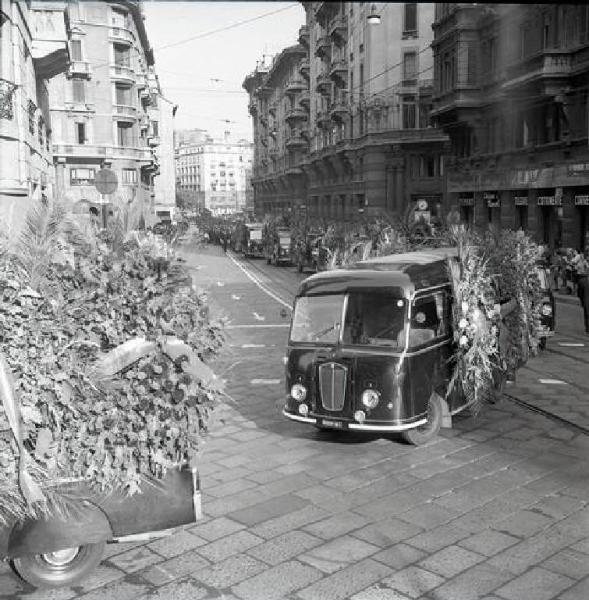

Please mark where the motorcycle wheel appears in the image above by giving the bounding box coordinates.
[402,394,442,446]
[11,542,105,589]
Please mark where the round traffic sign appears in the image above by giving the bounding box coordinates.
[95,168,118,195]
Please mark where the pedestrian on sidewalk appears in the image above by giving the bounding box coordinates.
[576,249,589,334]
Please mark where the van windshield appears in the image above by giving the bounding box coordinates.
[290,293,407,347]
[291,295,344,343]
[250,230,262,240]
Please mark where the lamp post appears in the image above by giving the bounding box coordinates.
[367,4,381,25]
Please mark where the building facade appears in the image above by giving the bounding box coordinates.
[0,0,70,232]
[244,2,448,223]
[153,91,177,222]
[432,3,589,251]
[175,132,253,217]
[48,0,160,227]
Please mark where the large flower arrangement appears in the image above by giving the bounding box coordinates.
[0,208,224,525]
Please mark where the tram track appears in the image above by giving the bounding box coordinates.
[229,248,588,437]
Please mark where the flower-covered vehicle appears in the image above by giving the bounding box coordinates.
[283,248,466,445]
[535,264,555,349]
[244,223,264,258]
[293,232,329,273]
[266,228,292,266]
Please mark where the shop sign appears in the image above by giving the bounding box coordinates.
[567,162,589,176]
[575,195,589,206]
[484,192,500,208]
[537,195,562,206]
[511,169,540,187]
[514,195,529,206]
[458,195,474,206]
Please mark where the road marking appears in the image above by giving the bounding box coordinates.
[231,294,241,300]
[225,324,290,329]
[558,342,585,347]
[241,344,266,348]
[538,378,569,385]
[253,312,266,321]
[226,252,292,310]
[216,281,225,287]
[250,379,281,385]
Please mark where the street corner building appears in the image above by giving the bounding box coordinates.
[0,0,176,233]
[242,2,449,224]
[432,3,589,251]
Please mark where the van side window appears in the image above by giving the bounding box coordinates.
[408,292,449,347]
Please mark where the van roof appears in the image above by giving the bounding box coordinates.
[297,247,457,297]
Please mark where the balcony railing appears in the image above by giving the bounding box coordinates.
[299,89,310,108]
[148,135,160,147]
[299,58,310,80]
[110,64,135,83]
[109,27,134,44]
[316,72,332,96]
[329,59,348,87]
[298,25,309,47]
[286,129,308,150]
[53,143,153,162]
[285,106,307,123]
[68,60,92,76]
[329,15,347,45]
[286,78,306,95]
[113,104,137,118]
[317,110,331,129]
[503,50,572,87]
[329,97,349,122]
[315,35,331,59]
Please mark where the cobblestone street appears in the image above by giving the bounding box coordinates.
[3,243,587,600]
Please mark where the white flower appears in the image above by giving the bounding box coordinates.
[461,301,469,313]
[473,308,481,320]
[458,318,468,329]
[459,335,469,347]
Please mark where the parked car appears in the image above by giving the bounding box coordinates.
[266,228,292,266]
[283,247,473,445]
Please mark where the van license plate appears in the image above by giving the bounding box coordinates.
[321,419,343,429]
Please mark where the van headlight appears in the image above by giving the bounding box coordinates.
[541,304,553,316]
[291,383,307,401]
[361,389,380,409]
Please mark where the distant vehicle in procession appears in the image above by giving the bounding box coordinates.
[283,248,473,445]
[293,232,330,274]
[244,223,264,258]
[266,227,292,266]
[536,263,556,349]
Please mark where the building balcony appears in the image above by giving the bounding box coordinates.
[285,106,307,123]
[329,59,348,87]
[260,114,268,126]
[110,64,135,84]
[502,50,573,92]
[299,89,310,109]
[329,98,349,122]
[286,130,308,151]
[148,135,160,147]
[109,27,135,44]
[269,102,277,116]
[113,104,137,119]
[135,72,147,89]
[63,101,96,113]
[68,60,92,77]
[317,110,331,129]
[248,100,258,116]
[298,25,309,48]
[329,15,347,46]
[299,58,310,80]
[316,72,332,96]
[31,5,69,79]
[269,148,280,160]
[285,78,306,95]
[139,114,149,129]
[315,35,331,59]
[52,143,153,163]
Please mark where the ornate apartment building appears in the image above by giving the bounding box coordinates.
[175,132,253,217]
[0,0,70,232]
[432,3,589,251]
[47,0,162,227]
[243,2,448,222]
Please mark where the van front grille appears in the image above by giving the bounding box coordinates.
[318,362,346,411]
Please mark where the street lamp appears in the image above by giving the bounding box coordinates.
[367,4,381,25]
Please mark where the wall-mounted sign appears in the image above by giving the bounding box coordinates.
[575,195,589,206]
[484,192,500,208]
[458,195,474,206]
[514,196,529,206]
[537,195,562,206]
[567,162,589,176]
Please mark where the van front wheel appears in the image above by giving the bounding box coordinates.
[402,394,442,446]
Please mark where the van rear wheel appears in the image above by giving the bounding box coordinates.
[11,542,105,588]
[402,394,442,446]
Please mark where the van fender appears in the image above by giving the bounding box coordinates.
[7,501,113,559]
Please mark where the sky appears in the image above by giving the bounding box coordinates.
[142,1,306,141]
